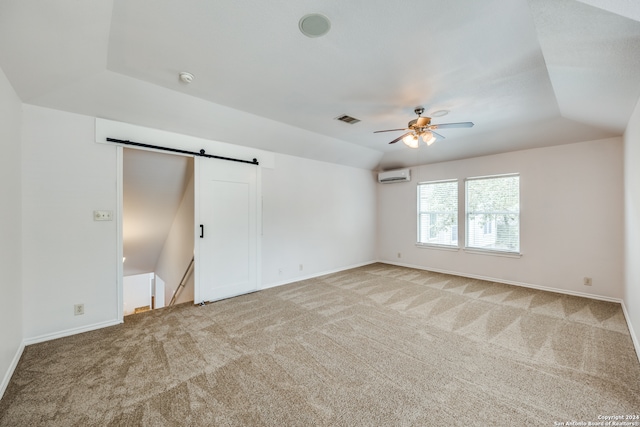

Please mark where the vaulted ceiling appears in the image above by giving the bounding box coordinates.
[1,0,639,170]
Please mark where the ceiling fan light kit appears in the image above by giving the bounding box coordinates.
[402,133,420,148]
[423,131,436,145]
[375,107,474,149]
[402,131,435,148]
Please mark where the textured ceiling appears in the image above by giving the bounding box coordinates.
[1,0,639,170]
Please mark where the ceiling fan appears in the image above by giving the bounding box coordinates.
[374,107,474,148]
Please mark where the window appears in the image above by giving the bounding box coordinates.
[465,174,520,253]
[417,180,458,246]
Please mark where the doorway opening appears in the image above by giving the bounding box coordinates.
[122,148,194,316]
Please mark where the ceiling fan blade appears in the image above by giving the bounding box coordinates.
[431,122,474,129]
[389,132,410,144]
[416,117,429,127]
[431,131,445,140]
[374,128,409,133]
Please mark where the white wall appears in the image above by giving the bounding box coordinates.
[21,105,119,340]
[624,96,640,352]
[155,174,195,306]
[0,81,383,396]
[123,273,153,316]
[261,153,377,287]
[378,138,624,299]
[5,99,634,395]
[155,277,165,309]
[0,67,24,398]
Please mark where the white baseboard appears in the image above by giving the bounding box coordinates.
[20,263,376,350]
[379,260,640,363]
[1,319,124,401]
[260,260,377,291]
[2,262,638,401]
[0,341,25,401]
[379,260,623,303]
[620,301,640,364]
[23,319,123,346]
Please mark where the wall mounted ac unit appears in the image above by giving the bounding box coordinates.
[378,168,411,184]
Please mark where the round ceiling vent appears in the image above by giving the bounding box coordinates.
[431,110,450,118]
[299,13,331,38]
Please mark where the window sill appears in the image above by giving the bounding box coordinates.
[463,247,522,258]
[415,243,460,252]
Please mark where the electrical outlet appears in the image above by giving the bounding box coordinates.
[299,264,303,271]
[397,252,401,258]
[583,277,592,286]
[93,210,113,221]
[74,304,84,315]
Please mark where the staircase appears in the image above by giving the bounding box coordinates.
[169,256,194,306]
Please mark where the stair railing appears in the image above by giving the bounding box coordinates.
[169,256,194,306]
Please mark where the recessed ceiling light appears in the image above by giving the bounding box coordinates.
[179,72,194,84]
[431,109,449,117]
[299,13,331,38]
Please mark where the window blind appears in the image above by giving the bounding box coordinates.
[417,180,458,246]
[465,174,520,253]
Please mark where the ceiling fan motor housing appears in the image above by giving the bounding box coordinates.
[409,117,431,129]
[374,106,473,145]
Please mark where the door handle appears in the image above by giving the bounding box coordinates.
[200,224,204,238]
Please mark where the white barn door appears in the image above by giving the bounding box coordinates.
[195,158,258,303]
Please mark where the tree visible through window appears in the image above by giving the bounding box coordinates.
[417,180,458,246]
[465,174,520,253]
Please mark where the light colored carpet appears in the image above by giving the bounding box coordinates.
[1,263,639,426]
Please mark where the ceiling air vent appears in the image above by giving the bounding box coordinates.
[335,114,361,124]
